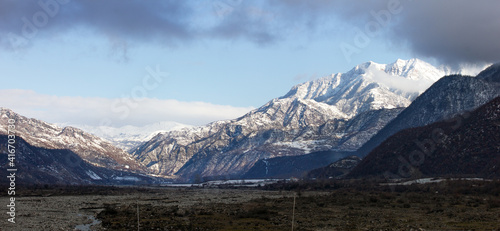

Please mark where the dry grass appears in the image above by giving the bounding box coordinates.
[1,180,499,230]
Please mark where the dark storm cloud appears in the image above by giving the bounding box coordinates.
[267,0,500,65]
[1,0,499,65]
[0,0,193,51]
[73,1,193,41]
[390,0,500,65]
[0,0,291,51]
[206,3,279,45]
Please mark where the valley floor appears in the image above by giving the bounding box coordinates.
[1,180,499,230]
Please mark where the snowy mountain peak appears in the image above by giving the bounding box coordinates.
[383,58,444,81]
[281,59,451,118]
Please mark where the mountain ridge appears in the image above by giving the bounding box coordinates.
[0,135,158,185]
[349,96,500,179]
[357,63,500,157]
[0,108,144,172]
[65,121,193,151]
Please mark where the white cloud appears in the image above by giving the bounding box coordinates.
[365,65,434,94]
[0,89,254,127]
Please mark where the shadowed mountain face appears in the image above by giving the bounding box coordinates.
[307,155,362,179]
[349,97,500,179]
[0,135,158,185]
[241,151,356,179]
[476,63,500,83]
[357,64,500,157]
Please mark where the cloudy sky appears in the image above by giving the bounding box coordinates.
[1,0,499,127]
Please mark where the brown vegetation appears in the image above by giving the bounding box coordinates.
[95,179,500,230]
[2,179,499,230]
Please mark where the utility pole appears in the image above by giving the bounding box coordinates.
[137,201,140,231]
[291,193,296,231]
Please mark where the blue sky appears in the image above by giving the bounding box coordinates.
[1,0,498,126]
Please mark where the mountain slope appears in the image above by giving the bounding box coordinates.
[133,98,360,176]
[357,64,500,157]
[132,59,463,180]
[0,135,157,185]
[242,151,357,179]
[307,155,362,179]
[173,107,403,180]
[349,96,500,179]
[0,108,144,172]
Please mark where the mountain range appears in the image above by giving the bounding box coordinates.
[131,59,475,180]
[0,135,158,185]
[2,58,495,184]
[0,108,143,172]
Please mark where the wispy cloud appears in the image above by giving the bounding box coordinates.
[0,89,254,126]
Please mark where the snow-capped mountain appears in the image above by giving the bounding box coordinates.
[0,108,144,172]
[282,59,453,116]
[357,62,500,157]
[67,122,192,151]
[133,59,465,180]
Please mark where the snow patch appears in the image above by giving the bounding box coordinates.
[382,177,490,186]
[113,176,140,181]
[273,140,327,153]
[86,170,102,180]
